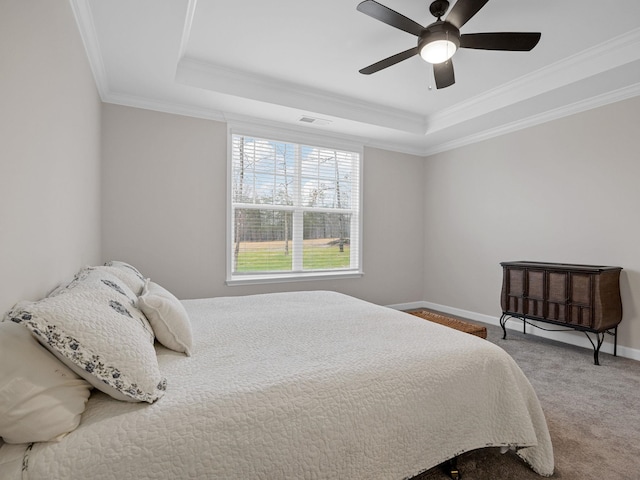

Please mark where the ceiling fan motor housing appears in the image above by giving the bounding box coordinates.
[429,0,450,19]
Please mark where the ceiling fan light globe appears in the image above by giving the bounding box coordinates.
[417,21,460,64]
[420,39,457,64]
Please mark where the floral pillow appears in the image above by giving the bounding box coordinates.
[102,260,146,295]
[7,268,165,403]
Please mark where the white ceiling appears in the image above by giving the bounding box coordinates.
[72,0,640,155]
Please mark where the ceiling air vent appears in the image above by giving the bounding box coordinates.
[298,116,332,126]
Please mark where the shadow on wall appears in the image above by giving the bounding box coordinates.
[620,270,637,321]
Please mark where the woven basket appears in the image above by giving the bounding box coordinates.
[407,310,487,339]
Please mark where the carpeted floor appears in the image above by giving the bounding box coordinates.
[414,320,640,480]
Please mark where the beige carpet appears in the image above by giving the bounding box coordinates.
[413,321,640,480]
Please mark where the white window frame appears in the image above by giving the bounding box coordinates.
[226,124,363,286]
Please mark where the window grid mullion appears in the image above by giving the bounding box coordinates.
[292,144,303,271]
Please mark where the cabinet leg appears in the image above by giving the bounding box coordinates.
[584,332,605,366]
[443,457,460,480]
[499,314,508,340]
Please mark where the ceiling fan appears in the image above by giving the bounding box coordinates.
[357,0,541,89]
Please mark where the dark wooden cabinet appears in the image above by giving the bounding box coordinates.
[500,261,622,365]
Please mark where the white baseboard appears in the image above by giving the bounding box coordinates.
[387,300,640,362]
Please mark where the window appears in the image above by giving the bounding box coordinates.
[227,131,362,285]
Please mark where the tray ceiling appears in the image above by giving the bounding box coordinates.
[72,0,640,155]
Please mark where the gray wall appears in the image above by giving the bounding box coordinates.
[101,104,425,306]
[0,0,102,314]
[4,0,639,356]
[423,96,640,351]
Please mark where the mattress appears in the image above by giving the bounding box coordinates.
[0,291,553,479]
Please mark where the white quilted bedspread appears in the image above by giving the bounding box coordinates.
[0,291,553,479]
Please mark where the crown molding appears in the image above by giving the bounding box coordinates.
[423,81,640,156]
[176,56,428,135]
[103,91,227,123]
[429,27,640,134]
[69,0,109,100]
[176,0,198,63]
[222,112,428,156]
[102,91,428,156]
[101,79,640,160]
[225,114,367,154]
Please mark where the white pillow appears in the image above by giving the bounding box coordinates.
[0,321,92,444]
[7,268,165,403]
[138,279,193,356]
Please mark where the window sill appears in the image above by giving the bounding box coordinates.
[226,270,364,286]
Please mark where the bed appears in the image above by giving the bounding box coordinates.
[0,273,554,479]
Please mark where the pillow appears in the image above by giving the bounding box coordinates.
[102,261,146,295]
[7,268,165,403]
[50,266,138,304]
[138,279,193,356]
[0,321,92,444]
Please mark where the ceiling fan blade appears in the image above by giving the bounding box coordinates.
[433,60,455,89]
[359,47,419,75]
[445,0,490,29]
[460,32,541,51]
[357,0,424,37]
